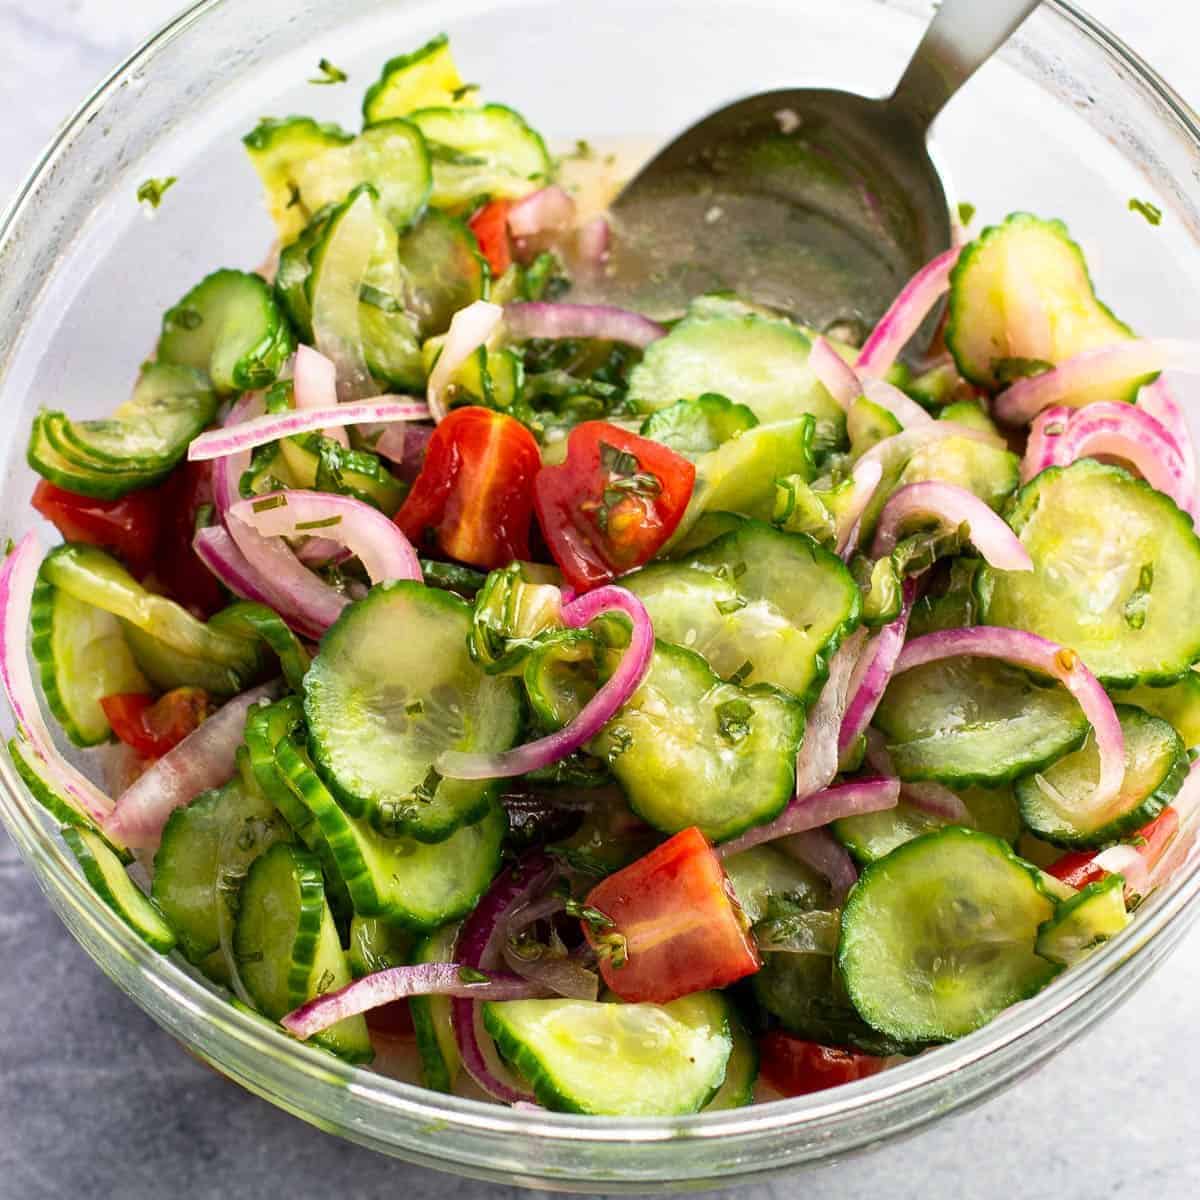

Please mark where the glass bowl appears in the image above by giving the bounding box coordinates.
[2,0,1200,1191]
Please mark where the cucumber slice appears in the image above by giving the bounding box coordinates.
[482,992,733,1116]
[54,363,218,476]
[946,213,1140,392]
[939,401,1000,437]
[667,418,816,546]
[723,844,831,923]
[1035,875,1130,966]
[151,779,293,977]
[30,575,148,746]
[638,393,759,459]
[308,184,424,391]
[469,561,566,677]
[396,209,488,337]
[28,412,164,499]
[41,545,263,685]
[846,397,901,461]
[874,655,1091,786]
[275,733,506,930]
[274,205,333,340]
[363,35,468,124]
[278,433,408,516]
[752,950,910,1056]
[158,269,294,394]
[589,640,804,843]
[834,786,1021,864]
[1119,673,1200,748]
[120,622,249,699]
[522,629,605,730]
[408,105,551,210]
[409,923,462,1093]
[625,520,861,703]
[235,842,373,1063]
[347,916,414,978]
[208,602,311,694]
[662,511,748,559]
[838,828,1059,1042]
[1016,705,1186,847]
[703,1010,758,1110]
[304,581,522,842]
[245,117,431,239]
[978,460,1200,686]
[628,305,846,452]
[62,827,176,953]
[898,435,1019,513]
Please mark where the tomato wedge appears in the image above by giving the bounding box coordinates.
[155,460,226,618]
[32,480,162,579]
[1047,806,1181,890]
[533,421,695,592]
[758,1032,886,1097]
[394,406,541,570]
[582,826,760,1004]
[366,1000,415,1040]
[468,199,514,277]
[100,688,210,758]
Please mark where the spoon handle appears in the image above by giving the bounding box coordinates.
[890,0,1042,132]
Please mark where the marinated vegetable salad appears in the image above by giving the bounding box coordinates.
[6,33,1200,1116]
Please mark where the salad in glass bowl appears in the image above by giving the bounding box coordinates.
[6,31,1200,1116]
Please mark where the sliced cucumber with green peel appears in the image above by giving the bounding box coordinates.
[638,393,758,459]
[703,1010,758,1110]
[28,412,166,499]
[235,842,373,1063]
[723,844,831,924]
[1119,673,1200,748]
[482,992,732,1116]
[847,396,901,461]
[898,435,1019,513]
[121,622,251,699]
[63,827,176,953]
[279,433,408,516]
[589,640,804,843]
[838,828,1060,1043]
[158,269,294,394]
[364,34,469,123]
[629,305,846,452]
[409,105,551,210]
[978,460,1200,687]
[209,602,311,694]
[1016,705,1186,847]
[667,418,816,545]
[304,581,522,842]
[522,629,606,730]
[410,923,462,1093]
[275,733,506,930]
[30,575,147,746]
[874,655,1090,786]
[1035,875,1130,967]
[274,205,333,340]
[469,561,569,677]
[308,184,424,391]
[946,213,1140,393]
[396,207,488,338]
[626,520,861,703]
[54,363,218,476]
[348,915,414,978]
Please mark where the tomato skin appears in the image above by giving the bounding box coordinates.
[366,1000,415,1040]
[583,826,760,1004]
[468,199,514,277]
[533,422,696,592]
[155,460,226,619]
[394,406,541,570]
[1047,807,1181,890]
[32,480,162,578]
[99,688,210,758]
[758,1032,886,1097]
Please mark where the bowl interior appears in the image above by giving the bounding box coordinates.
[2,0,1200,1190]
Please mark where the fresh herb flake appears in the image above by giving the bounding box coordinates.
[309,58,348,85]
[715,698,754,745]
[359,284,403,313]
[563,897,615,931]
[450,82,479,102]
[405,699,425,717]
[166,306,204,332]
[1123,562,1154,630]
[992,356,1055,386]
[1128,197,1163,226]
[251,494,287,513]
[315,968,337,995]
[295,515,342,531]
[729,660,754,685]
[715,596,746,616]
[458,965,490,984]
[595,932,629,969]
[605,725,634,764]
[137,176,177,209]
[956,201,976,225]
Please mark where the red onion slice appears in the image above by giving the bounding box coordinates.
[793,632,867,800]
[212,391,265,520]
[501,944,599,1002]
[856,246,962,376]
[428,301,503,422]
[894,627,1125,817]
[575,215,611,267]
[861,376,935,429]
[1091,843,1150,898]
[871,481,1034,572]
[1138,377,1197,485]
[103,681,283,850]
[0,534,114,824]
[282,963,549,1041]
[503,302,665,349]
[438,586,652,780]
[293,344,348,448]
[994,338,1200,425]
[372,422,433,480]
[1021,405,1072,484]
[863,730,973,824]
[809,336,860,409]
[717,778,900,859]
[231,491,422,586]
[835,459,885,559]
[190,398,430,461]
[507,185,576,239]
[193,526,286,609]
[779,828,861,905]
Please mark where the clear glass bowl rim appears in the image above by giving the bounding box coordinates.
[3,0,1200,1180]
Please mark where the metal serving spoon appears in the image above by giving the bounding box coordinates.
[592,0,1042,336]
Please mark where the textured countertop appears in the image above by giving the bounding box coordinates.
[2,3,1198,1197]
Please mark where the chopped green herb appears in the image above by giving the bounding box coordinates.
[992,356,1054,385]
[405,699,425,717]
[729,660,754,685]
[286,182,302,209]
[137,176,177,209]
[1123,562,1154,630]
[1128,198,1163,226]
[166,306,204,332]
[315,968,337,994]
[599,441,640,477]
[605,725,634,764]
[309,58,348,85]
[295,515,342,531]
[359,283,403,313]
[573,139,594,160]
[563,897,615,931]
[956,201,976,225]
[715,698,754,745]
[715,597,746,616]
[251,494,287,513]
[594,931,629,969]
[235,950,264,966]
[450,82,479,102]
[458,965,490,984]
